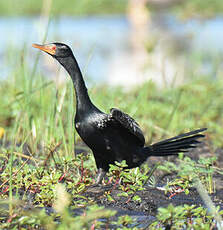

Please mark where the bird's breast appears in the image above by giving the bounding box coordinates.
[75,114,105,141]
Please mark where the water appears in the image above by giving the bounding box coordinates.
[0,16,130,83]
[0,15,223,85]
[155,14,223,54]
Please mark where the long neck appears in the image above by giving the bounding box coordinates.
[57,55,94,112]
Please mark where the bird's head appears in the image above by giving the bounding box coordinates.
[32,42,73,58]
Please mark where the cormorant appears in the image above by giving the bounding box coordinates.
[32,43,206,183]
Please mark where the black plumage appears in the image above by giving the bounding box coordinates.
[33,42,207,183]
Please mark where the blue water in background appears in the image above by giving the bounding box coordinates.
[162,15,223,54]
[0,15,223,82]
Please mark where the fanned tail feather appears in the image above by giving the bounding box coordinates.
[145,128,207,157]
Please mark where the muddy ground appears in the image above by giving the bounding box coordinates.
[80,143,223,227]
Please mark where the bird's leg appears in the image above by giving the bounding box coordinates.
[95,168,106,185]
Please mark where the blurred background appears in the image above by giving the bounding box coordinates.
[1,0,223,88]
[1,0,223,150]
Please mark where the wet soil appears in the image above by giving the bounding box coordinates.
[80,143,223,225]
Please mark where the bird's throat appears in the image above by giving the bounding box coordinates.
[57,55,93,112]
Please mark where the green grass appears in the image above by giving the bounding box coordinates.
[0,0,223,17]
[0,46,223,228]
[0,0,127,16]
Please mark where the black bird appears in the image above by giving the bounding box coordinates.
[32,43,206,183]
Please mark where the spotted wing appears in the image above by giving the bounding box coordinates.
[110,108,145,146]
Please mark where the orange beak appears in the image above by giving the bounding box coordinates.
[32,43,56,55]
